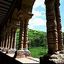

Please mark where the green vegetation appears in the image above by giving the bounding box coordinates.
[29,47,48,58]
[16,29,20,50]
[28,29,48,58]
[28,29,47,47]
[16,29,48,58]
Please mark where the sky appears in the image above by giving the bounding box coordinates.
[28,0,64,32]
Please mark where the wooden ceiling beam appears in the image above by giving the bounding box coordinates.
[0,3,10,9]
[0,8,8,12]
[0,7,8,11]
[0,11,7,14]
[6,0,13,2]
[0,14,6,17]
[0,5,9,9]
[0,0,11,6]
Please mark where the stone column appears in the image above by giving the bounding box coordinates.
[55,0,63,51]
[3,33,7,52]
[0,40,3,51]
[23,17,31,56]
[20,20,24,50]
[5,33,9,53]
[5,33,8,49]
[24,20,28,49]
[2,38,5,50]
[16,18,25,58]
[8,28,15,53]
[10,29,13,50]
[12,28,16,51]
[7,30,12,53]
[8,32,11,49]
[16,10,33,58]
[45,0,58,54]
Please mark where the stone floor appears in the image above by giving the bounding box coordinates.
[6,53,39,64]
[0,52,40,64]
[0,52,23,64]
[1,51,64,64]
[49,51,64,64]
[16,57,39,64]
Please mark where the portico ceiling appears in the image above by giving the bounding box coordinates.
[0,0,35,30]
[0,0,16,29]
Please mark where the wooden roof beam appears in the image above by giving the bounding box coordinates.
[0,7,8,11]
[0,9,8,12]
[0,3,10,9]
[0,11,7,14]
[0,5,9,9]
[0,0,11,6]
[0,14,6,18]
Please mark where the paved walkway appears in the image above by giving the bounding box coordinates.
[6,53,40,64]
[16,57,39,64]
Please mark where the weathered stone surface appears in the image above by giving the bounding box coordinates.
[49,51,64,63]
[8,49,16,54]
[16,50,31,58]
[16,50,26,58]
[45,0,58,54]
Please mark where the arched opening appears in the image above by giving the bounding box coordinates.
[28,0,48,58]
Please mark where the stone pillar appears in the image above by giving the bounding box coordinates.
[5,33,8,49]
[5,32,9,53]
[45,0,58,54]
[10,29,13,50]
[23,20,28,49]
[5,33,9,53]
[23,17,31,56]
[16,10,33,58]
[7,30,12,53]
[3,33,7,52]
[8,28,16,53]
[55,0,63,51]
[8,32,11,49]
[2,40,5,49]
[0,40,3,50]
[12,28,16,51]
[16,18,25,58]
[20,20,24,50]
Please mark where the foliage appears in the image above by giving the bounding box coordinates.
[16,29,48,58]
[16,29,20,50]
[28,29,47,48]
[29,47,48,58]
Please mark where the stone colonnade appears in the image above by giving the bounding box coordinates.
[0,0,63,58]
[0,9,33,58]
[45,0,63,54]
[16,10,33,58]
[0,24,16,53]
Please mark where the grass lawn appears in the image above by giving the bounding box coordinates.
[29,47,48,58]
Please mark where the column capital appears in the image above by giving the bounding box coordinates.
[17,10,33,20]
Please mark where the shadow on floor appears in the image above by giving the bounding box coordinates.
[40,54,56,64]
[0,52,23,64]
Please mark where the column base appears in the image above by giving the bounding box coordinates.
[24,49,31,57]
[0,47,1,50]
[16,49,31,58]
[40,51,64,64]
[0,47,2,51]
[2,48,8,53]
[1,47,4,51]
[8,48,16,54]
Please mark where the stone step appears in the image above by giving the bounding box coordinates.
[16,57,39,64]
